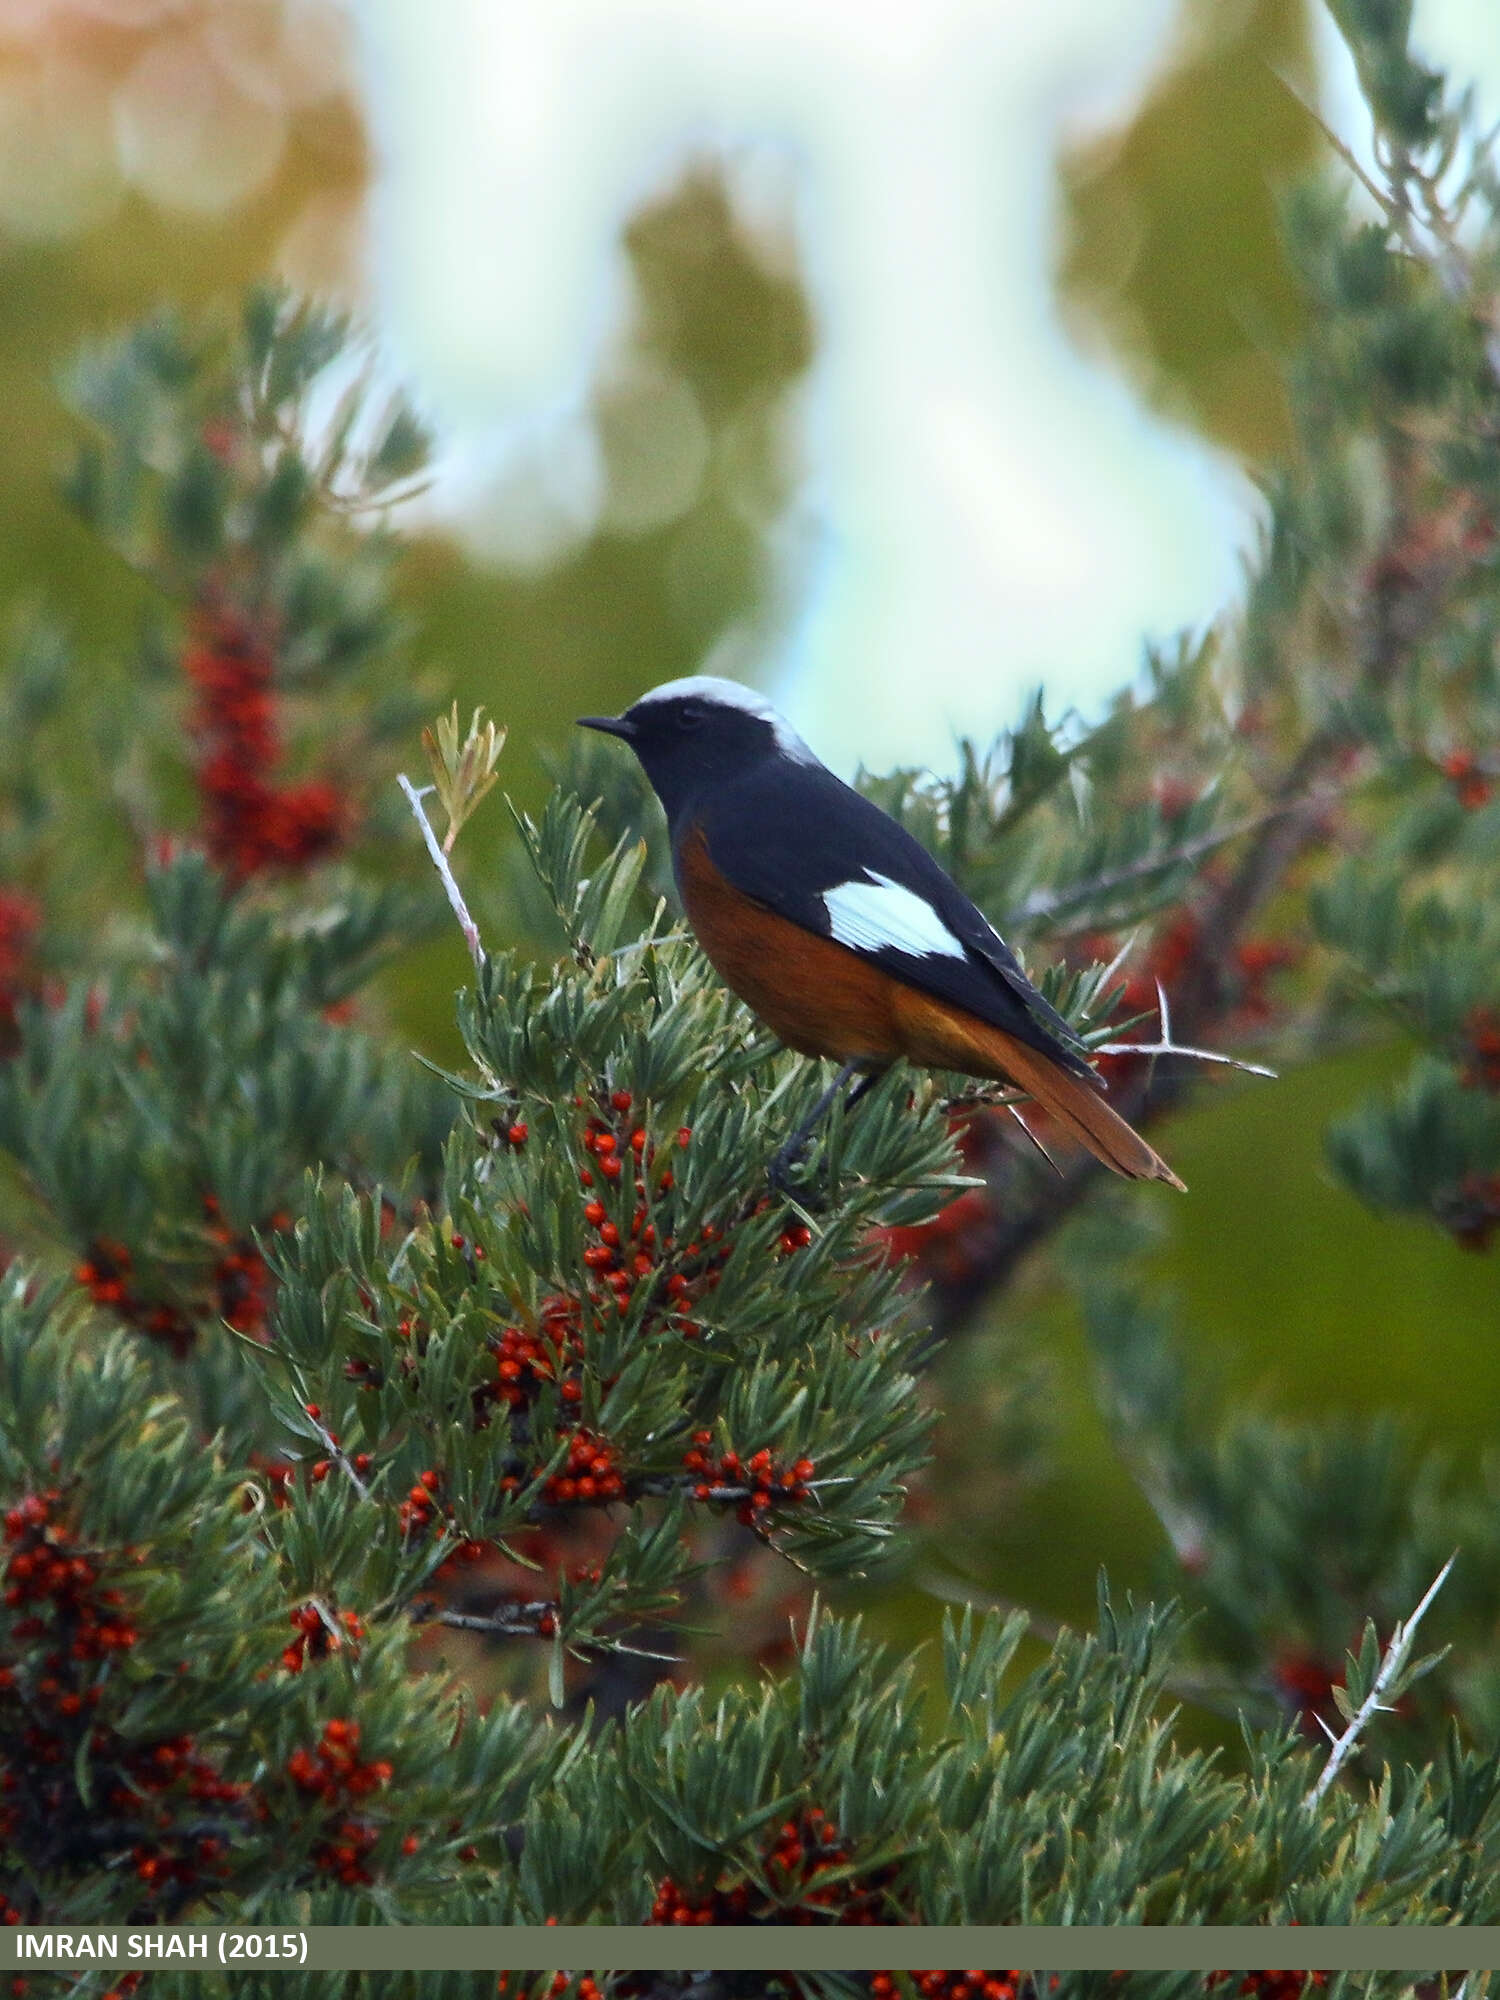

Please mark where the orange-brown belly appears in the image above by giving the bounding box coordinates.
[678,832,902,1061]
[676,823,1027,1080]
[675,823,1185,1188]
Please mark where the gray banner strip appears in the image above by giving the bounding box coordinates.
[1,1929,1496,1973]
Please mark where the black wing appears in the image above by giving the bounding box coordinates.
[684,759,1095,1080]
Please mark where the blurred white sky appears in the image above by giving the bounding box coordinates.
[354,0,1500,773]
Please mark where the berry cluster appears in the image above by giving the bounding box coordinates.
[876,1183,989,1283]
[680,1434,816,1529]
[299,1404,372,1494]
[185,600,348,882]
[1233,936,1301,1024]
[577,1098,699,1320]
[647,1802,895,1925]
[485,1296,585,1414]
[1271,1649,1345,1738]
[3,1491,249,1908]
[1150,773,1202,823]
[1441,749,1493,811]
[872,1974,1318,1998]
[4,1489,137,1662]
[251,1456,296,1509]
[0,888,39,1054]
[1124,911,1201,1014]
[542,1430,625,1507]
[1462,1008,1500,1094]
[203,1193,282,1339]
[1211,1976,1327,1998]
[1445,1171,1500,1252]
[73,1239,193,1356]
[73,1195,292,1355]
[436,1535,497,1575]
[647,1875,751,1925]
[285,1719,394,1887]
[398,1467,446,1539]
[281,1603,364,1675]
[119,1737,246,1895]
[497,1978,604,2000]
[873,1113,991,1283]
[881,1977,1021,2000]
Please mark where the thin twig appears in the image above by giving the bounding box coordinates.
[433,1601,557,1638]
[1094,1037,1278,1078]
[1007,1103,1064,1177]
[1270,63,1500,388]
[1305,1555,1456,1809]
[1270,65,1409,233]
[305,1412,369,1500]
[1007,807,1290,926]
[398,773,485,969]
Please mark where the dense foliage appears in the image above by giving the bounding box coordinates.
[3,4,1500,1996]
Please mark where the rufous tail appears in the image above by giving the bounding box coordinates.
[984,1032,1186,1190]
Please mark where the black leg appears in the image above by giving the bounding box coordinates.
[841,1070,881,1116]
[768,1063,882,1194]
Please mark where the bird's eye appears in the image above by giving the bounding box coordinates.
[677,707,705,732]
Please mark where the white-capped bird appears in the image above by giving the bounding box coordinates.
[579,676,1183,1189]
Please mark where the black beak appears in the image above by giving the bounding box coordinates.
[577,714,634,740]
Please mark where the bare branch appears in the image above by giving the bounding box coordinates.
[1094,1037,1278,1079]
[1008,807,1290,928]
[431,1601,557,1638]
[398,773,486,969]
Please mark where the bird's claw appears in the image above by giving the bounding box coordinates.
[767,1140,828,1210]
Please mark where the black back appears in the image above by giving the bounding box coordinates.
[677,754,1094,1081]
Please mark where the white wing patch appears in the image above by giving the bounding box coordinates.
[822,872,966,961]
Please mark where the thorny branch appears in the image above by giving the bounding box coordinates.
[1305,1555,1455,1809]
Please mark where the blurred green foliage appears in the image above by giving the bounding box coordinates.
[1058,0,1319,462]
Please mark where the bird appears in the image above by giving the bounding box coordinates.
[578,676,1184,1190]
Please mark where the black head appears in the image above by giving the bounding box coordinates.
[578,676,818,826]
